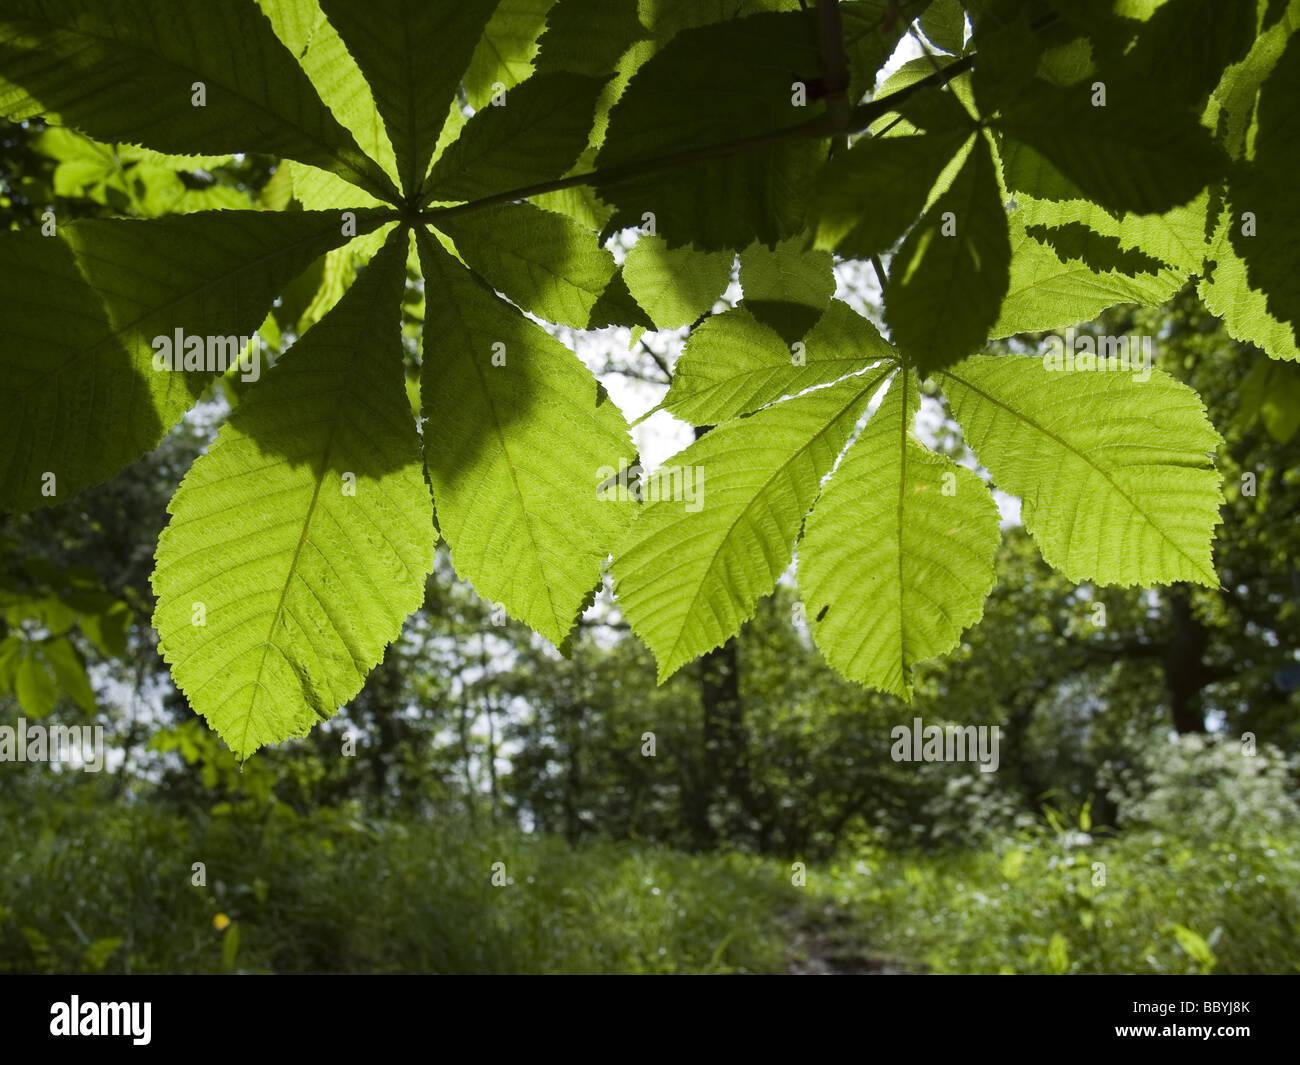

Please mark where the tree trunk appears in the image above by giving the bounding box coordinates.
[1164,585,1208,734]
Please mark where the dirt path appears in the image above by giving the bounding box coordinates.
[784,906,921,975]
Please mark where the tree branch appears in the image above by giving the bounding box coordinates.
[817,0,851,150]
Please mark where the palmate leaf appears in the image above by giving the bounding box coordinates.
[29,127,253,216]
[463,0,554,109]
[885,133,1011,374]
[1229,29,1300,346]
[152,235,433,760]
[417,231,636,646]
[0,0,397,201]
[613,370,890,681]
[1022,223,1166,278]
[435,202,617,329]
[317,0,498,198]
[1111,0,1257,106]
[874,56,979,135]
[659,300,891,425]
[585,267,655,330]
[595,9,826,250]
[0,209,372,511]
[266,0,401,185]
[1234,357,1300,443]
[1015,191,1210,277]
[422,71,607,205]
[1202,205,1299,362]
[535,0,645,79]
[798,368,1000,700]
[812,116,972,259]
[14,647,57,718]
[737,237,836,345]
[991,219,1187,338]
[3,0,1280,748]
[919,0,966,54]
[841,1,924,101]
[621,235,733,330]
[1206,5,1296,164]
[940,355,1223,587]
[992,75,1224,215]
[254,0,319,59]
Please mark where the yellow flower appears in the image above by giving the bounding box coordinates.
[213,913,231,932]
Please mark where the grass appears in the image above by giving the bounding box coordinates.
[0,791,798,973]
[809,825,1300,974]
[4,783,1298,974]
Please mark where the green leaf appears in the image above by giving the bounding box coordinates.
[1206,8,1295,162]
[813,120,972,259]
[798,368,1000,698]
[585,266,655,328]
[417,230,636,646]
[79,601,133,659]
[1048,932,1070,974]
[660,301,891,425]
[595,10,825,250]
[940,355,1223,587]
[531,148,615,231]
[993,76,1224,214]
[875,58,979,135]
[1229,31,1300,346]
[1023,222,1166,277]
[152,235,433,759]
[1202,205,1299,362]
[318,0,498,198]
[32,127,249,216]
[636,0,793,42]
[255,0,320,58]
[919,0,967,53]
[41,636,96,713]
[992,218,1186,337]
[1122,0,1257,106]
[841,1,923,102]
[0,210,370,512]
[587,267,655,330]
[289,160,386,214]
[274,1,401,184]
[1016,191,1209,276]
[32,597,75,636]
[886,134,1011,374]
[998,137,1090,205]
[83,937,124,973]
[613,371,888,681]
[435,202,616,328]
[622,235,733,330]
[0,637,22,691]
[463,0,555,109]
[1234,358,1300,442]
[536,0,645,78]
[0,0,397,201]
[221,921,241,971]
[1171,923,1216,967]
[15,648,57,718]
[423,72,605,205]
[738,237,836,345]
